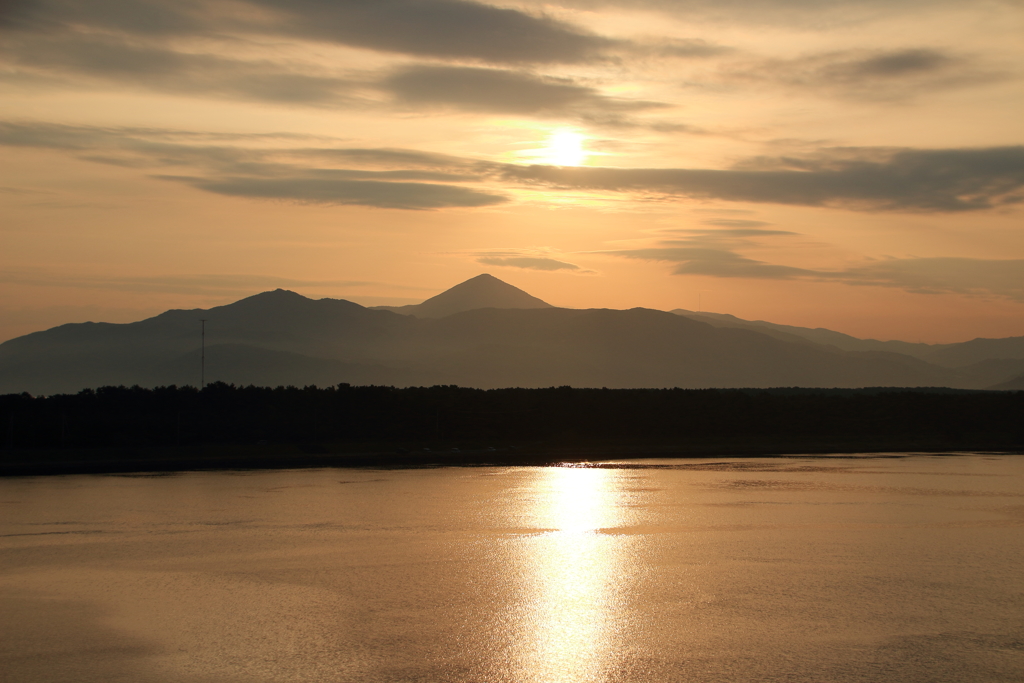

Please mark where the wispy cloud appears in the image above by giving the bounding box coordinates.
[835,257,1024,300]
[700,218,775,228]
[383,65,664,117]
[470,247,592,272]
[604,228,1024,301]
[543,0,978,28]
[477,256,582,271]
[709,48,1012,101]
[3,0,617,65]
[627,37,734,59]
[0,0,709,127]
[499,146,1024,212]
[3,121,1023,213]
[0,30,670,125]
[166,175,506,210]
[244,0,616,64]
[0,121,506,210]
[0,267,429,298]
[1,31,359,106]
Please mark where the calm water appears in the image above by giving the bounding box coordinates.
[2,454,1023,682]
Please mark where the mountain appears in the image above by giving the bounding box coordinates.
[0,280,957,394]
[991,373,1024,391]
[372,273,552,318]
[0,289,418,394]
[391,306,959,390]
[919,336,1024,368]
[2,274,1022,394]
[672,310,1024,383]
[672,309,941,359]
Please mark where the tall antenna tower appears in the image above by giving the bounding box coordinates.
[199,319,208,389]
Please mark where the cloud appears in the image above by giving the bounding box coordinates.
[4,121,1023,213]
[0,121,304,175]
[0,12,670,118]
[5,0,1009,117]
[0,2,700,121]
[166,175,507,210]
[2,0,207,36]
[471,248,592,272]
[0,267,427,297]
[653,225,797,241]
[631,37,734,59]
[837,257,1024,300]
[0,0,657,117]
[310,169,478,182]
[537,0,980,28]
[477,256,581,271]
[607,240,1024,302]
[384,65,662,117]
[701,218,774,228]
[1,30,359,106]
[612,246,814,278]
[5,0,616,65]
[249,0,615,64]
[710,48,1011,101]
[0,121,478,175]
[498,146,1024,211]
[604,225,810,279]
[0,121,506,210]
[0,185,53,196]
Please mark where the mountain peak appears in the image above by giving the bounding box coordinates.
[376,273,553,318]
[222,288,310,310]
[235,288,306,301]
[462,273,501,283]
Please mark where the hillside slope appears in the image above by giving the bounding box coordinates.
[1,288,965,394]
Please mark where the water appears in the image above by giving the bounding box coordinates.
[2,454,1023,682]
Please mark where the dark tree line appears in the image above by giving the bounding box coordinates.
[2,383,1022,453]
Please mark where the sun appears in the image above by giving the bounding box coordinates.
[542,129,587,166]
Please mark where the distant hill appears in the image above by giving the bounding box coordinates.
[673,309,1024,387]
[0,289,417,394]
[372,273,552,318]
[919,336,1024,368]
[393,306,960,390]
[2,274,1023,394]
[991,374,1024,391]
[0,279,962,394]
[672,309,941,359]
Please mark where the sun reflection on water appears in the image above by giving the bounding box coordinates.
[519,466,624,683]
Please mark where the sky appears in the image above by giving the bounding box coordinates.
[1,0,1022,344]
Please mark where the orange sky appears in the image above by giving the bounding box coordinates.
[1,0,1022,343]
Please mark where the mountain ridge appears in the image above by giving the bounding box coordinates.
[671,309,942,359]
[672,309,1024,369]
[2,274,1023,394]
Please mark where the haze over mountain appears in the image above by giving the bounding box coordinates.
[2,275,1023,395]
[673,309,1024,388]
[672,309,1024,367]
[992,374,1024,391]
[672,310,936,358]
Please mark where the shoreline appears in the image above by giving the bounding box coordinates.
[3,438,1020,476]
